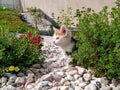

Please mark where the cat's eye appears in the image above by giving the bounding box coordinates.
[56,37,59,39]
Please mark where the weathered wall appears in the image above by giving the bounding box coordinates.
[20,0,116,18]
[0,0,20,9]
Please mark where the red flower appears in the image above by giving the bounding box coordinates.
[36,35,44,40]
[32,37,39,44]
[27,32,33,38]
[36,36,41,40]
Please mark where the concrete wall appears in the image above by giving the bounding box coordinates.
[20,0,116,18]
[0,0,20,9]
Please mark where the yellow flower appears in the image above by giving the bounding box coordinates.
[14,66,20,72]
[8,66,15,72]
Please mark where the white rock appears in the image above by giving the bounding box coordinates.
[110,84,116,90]
[85,83,98,90]
[49,87,58,90]
[30,68,40,74]
[93,77,102,82]
[87,69,94,74]
[75,66,86,75]
[62,65,72,71]
[74,74,80,80]
[48,82,53,87]
[68,69,78,75]
[56,71,65,77]
[60,78,66,85]
[34,83,42,90]
[15,77,26,86]
[6,81,13,86]
[112,85,120,90]
[111,78,119,87]
[40,68,47,74]
[74,85,83,90]
[101,77,110,86]
[66,75,74,81]
[100,86,112,90]
[52,81,60,86]
[63,80,71,86]
[91,80,101,89]
[59,86,69,90]
[9,75,17,81]
[17,72,25,77]
[26,69,34,75]
[31,64,41,69]
[70,81,76,85]
[1,77,7,86]
[117,84,120,88]
[38,81,51,87]
[78,82,87,88]
[34,78,40,85]
[25,73,36,88]
[7,85,16,90]
[7,76,17,85]
[41,86,51,90]
[40,73,52,81]
[83,73,92,81]
[74,80,81,86]
[34,81,51,90]
[52,74,62,81]
[68,87,74,90]
[51,62,60,68]
[47,58,58,62]
[27,84,35,90]
[2,86,7,90]
[4,73,16,78]
[15,87,23,90]
[79,77,85,82]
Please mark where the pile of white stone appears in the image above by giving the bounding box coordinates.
[0,42,120,90]
[21,12,51,31]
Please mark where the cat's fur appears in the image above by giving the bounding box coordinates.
[53,25,77,54]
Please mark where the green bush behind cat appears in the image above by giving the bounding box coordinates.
[71,0,120,80]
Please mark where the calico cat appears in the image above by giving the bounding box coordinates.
[53,25,77,54]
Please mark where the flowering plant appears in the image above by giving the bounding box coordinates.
[6,66,20,73]
[0,31,44,75]
[22,32,43,47]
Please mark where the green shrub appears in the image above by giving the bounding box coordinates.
[0,6,12,11]
[0,26,44,76]
[0,7,35,33]
[52,7,76,28]
[72,0,120,79]
[27,7,37,14]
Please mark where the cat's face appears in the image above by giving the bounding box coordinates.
[53,26,71,46]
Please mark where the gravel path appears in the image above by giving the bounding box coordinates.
[0,38,120,90]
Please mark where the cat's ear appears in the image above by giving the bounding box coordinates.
[53,27,57,32]
[60,25,67,35]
